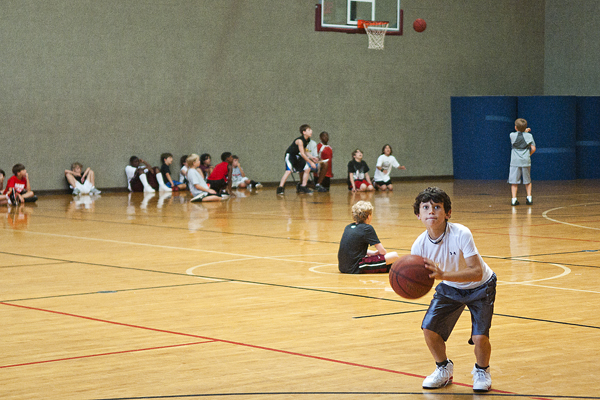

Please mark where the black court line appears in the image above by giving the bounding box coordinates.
[6,210,600,265]
[5,225,600,271]
[356,309,600,330]
[92,391,600,399]
[2,251,599,331]
[4,301,568,400]
[0,261,68,269]
[492,313,600,330]
[354,309,429,319]
[6,212,359,246]
[3,281,226,303]
[0,252,428,308]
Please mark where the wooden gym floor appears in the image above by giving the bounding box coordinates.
[2,179,600,400]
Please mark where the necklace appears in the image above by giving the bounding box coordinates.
[427,223,447,245]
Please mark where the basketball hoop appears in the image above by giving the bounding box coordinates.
[358,20,389,50]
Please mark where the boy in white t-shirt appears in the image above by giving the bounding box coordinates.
[411,187,496,393]
[125,156,171,193]
[230,155,262,189]
[508,118,536,205]
[185,154,225,202]
[373,144,406,191]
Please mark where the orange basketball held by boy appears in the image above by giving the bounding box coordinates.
[389,254,434,299]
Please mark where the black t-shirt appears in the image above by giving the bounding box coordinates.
[338,223,381,274]
[160,164,171,178]
[347,160,369,180]
[286,135,309,157]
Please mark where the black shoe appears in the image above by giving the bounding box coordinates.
[511,199,519,206]
[296,182,301,193]
[8,191,20,205]
[298,185,313,194]
[191,193,207,202]
[276,186,285,195]
[526,199,533,205]
[317,186,329,192]
[24,195,38,203]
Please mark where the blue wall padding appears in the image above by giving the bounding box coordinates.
[517,96,577,180]
[576,97,600,179]
[451,96,517,179]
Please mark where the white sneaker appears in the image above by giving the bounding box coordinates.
[423,360,453,389]
[472,365,492,392]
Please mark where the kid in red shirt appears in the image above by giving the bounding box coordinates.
[207,152,234,196]
[3,163,37,203]
[315,131,333,192]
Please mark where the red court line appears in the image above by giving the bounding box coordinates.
[0,341,214,369]
[0,302,537,397]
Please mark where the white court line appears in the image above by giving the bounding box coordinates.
[13,230,593,294]
[11,230,327,267]
[542,202,600,231]
[309,264,340,275]
[497,264,571,284]
[269,254,338,259]
[308,260,585,294]
[14,230,256,258]
[186,259,255,276]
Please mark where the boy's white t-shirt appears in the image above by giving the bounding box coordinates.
[318,144,332,161]
[180,165,188,182]
[411,221,493,290]
[187,168,209,197]
[373,154,400,182]
[306,140,318,158]
[231,166,249,187]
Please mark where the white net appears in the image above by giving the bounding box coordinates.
[364,22,389,50]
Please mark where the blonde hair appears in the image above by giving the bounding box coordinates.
[186,153,199,167]
[352,201,373,223]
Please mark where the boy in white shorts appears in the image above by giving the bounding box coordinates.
[411,187,496,392]
[65,162,101,195]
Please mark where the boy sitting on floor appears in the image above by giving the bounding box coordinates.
[3,163,37,204]
[65,162,101,195]
[338,201,399,274]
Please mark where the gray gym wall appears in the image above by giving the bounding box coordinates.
[544,0,600,95]
[0,0,588,192]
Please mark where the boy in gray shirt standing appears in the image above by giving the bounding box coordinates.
[508,118,536,205]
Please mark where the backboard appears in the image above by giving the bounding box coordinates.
[315,0,402,35]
